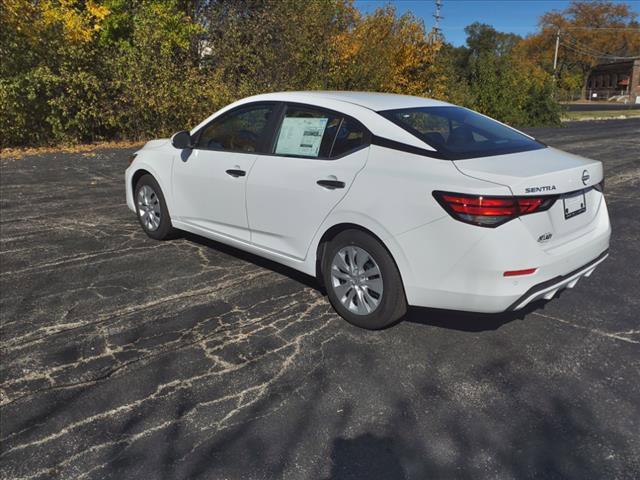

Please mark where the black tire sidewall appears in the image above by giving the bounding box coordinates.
[134,174,174,240]
[322,229,407,329]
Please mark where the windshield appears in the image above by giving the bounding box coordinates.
[379,106,545,160]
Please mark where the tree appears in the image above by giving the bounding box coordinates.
[0,0,110,145]
[436,21,560,126]
[443,22,521,83]
[1,0,578,147]
[521,0,640,98]
[465,22,522,58]
[198,0,355,95]
[329,6,445,97]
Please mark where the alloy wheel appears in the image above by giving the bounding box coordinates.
[330,246,383,315]
[137,185,161,231]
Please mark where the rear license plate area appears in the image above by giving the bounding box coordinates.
[563,191,586,219]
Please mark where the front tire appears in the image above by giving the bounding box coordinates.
[134,174,175,240]
[322,229,407,329]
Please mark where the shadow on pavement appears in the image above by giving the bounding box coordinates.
[404,300,549,332]
[182,230,554,333]
[323,433,406,480]
[181,231,322,292]
[167,342,624,480]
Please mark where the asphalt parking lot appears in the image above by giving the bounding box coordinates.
[1,119,639,479]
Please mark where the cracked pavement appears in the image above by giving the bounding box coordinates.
[1,119,639,479]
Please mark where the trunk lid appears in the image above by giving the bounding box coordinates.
[454,147,605,250]
[453,146,602,196]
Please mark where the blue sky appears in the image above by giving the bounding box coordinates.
[354,0,640,46]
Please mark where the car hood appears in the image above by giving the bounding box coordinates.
[142,138,170,150]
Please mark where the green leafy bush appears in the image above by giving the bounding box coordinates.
[0,0,563,149]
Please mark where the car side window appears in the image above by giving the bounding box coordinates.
[274,106,341,158]
[196,104,275,153]
[273,105,369,159]
[329,117,368,157]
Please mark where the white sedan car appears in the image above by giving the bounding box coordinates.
[125,92,611,329]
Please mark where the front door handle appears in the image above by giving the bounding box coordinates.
[317,179,345,190]
[226,169,246,178]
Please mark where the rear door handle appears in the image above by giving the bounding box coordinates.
[317,179,345,190]
[226,169,246,178]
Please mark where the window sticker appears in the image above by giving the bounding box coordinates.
[275,117,328,157]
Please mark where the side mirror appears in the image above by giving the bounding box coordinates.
[171,130,193,149]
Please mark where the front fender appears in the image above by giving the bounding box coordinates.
[125,151,175,215]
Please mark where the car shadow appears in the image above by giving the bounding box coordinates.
[178,231,550,333]
[403,299,549,332]
[180,231,323,292]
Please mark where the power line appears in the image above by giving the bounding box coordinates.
[562,31,640,59]
[564,30,639,53]
[560,40,640,60]
[553,27,640,71]
[561,26,640,32]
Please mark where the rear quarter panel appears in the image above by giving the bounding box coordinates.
[304,145,513,286]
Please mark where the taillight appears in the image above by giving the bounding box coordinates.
[433,191,557,228]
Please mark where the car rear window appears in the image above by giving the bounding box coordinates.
[379,106,545,160]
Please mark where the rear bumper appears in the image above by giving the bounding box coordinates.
[506,249,608,311]
[395,195,611,313]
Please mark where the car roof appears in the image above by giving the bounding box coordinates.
[191,91,454,151]
[242,91,452,112]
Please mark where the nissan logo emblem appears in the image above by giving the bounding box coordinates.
[582,170,590,185]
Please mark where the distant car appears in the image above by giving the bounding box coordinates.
[125,92,611,329]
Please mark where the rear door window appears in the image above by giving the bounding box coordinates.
[273,105,369,159]
[330,117,368,157]
[274,106,340,158]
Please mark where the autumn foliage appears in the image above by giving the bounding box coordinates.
[1,0,638,148]
[521,1,640,99]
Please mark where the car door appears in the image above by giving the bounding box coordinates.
[171,103,278,242]
[246,104,370,259]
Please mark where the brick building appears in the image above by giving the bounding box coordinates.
[585,58,640,102]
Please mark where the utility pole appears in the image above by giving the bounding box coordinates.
[553,29,560,74]
[433,0,444,39]
[551,29,561,101]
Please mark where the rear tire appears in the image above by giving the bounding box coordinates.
[134,174,175,240]
[322,229,407,329]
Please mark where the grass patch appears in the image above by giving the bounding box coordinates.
[562,110,640,121]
